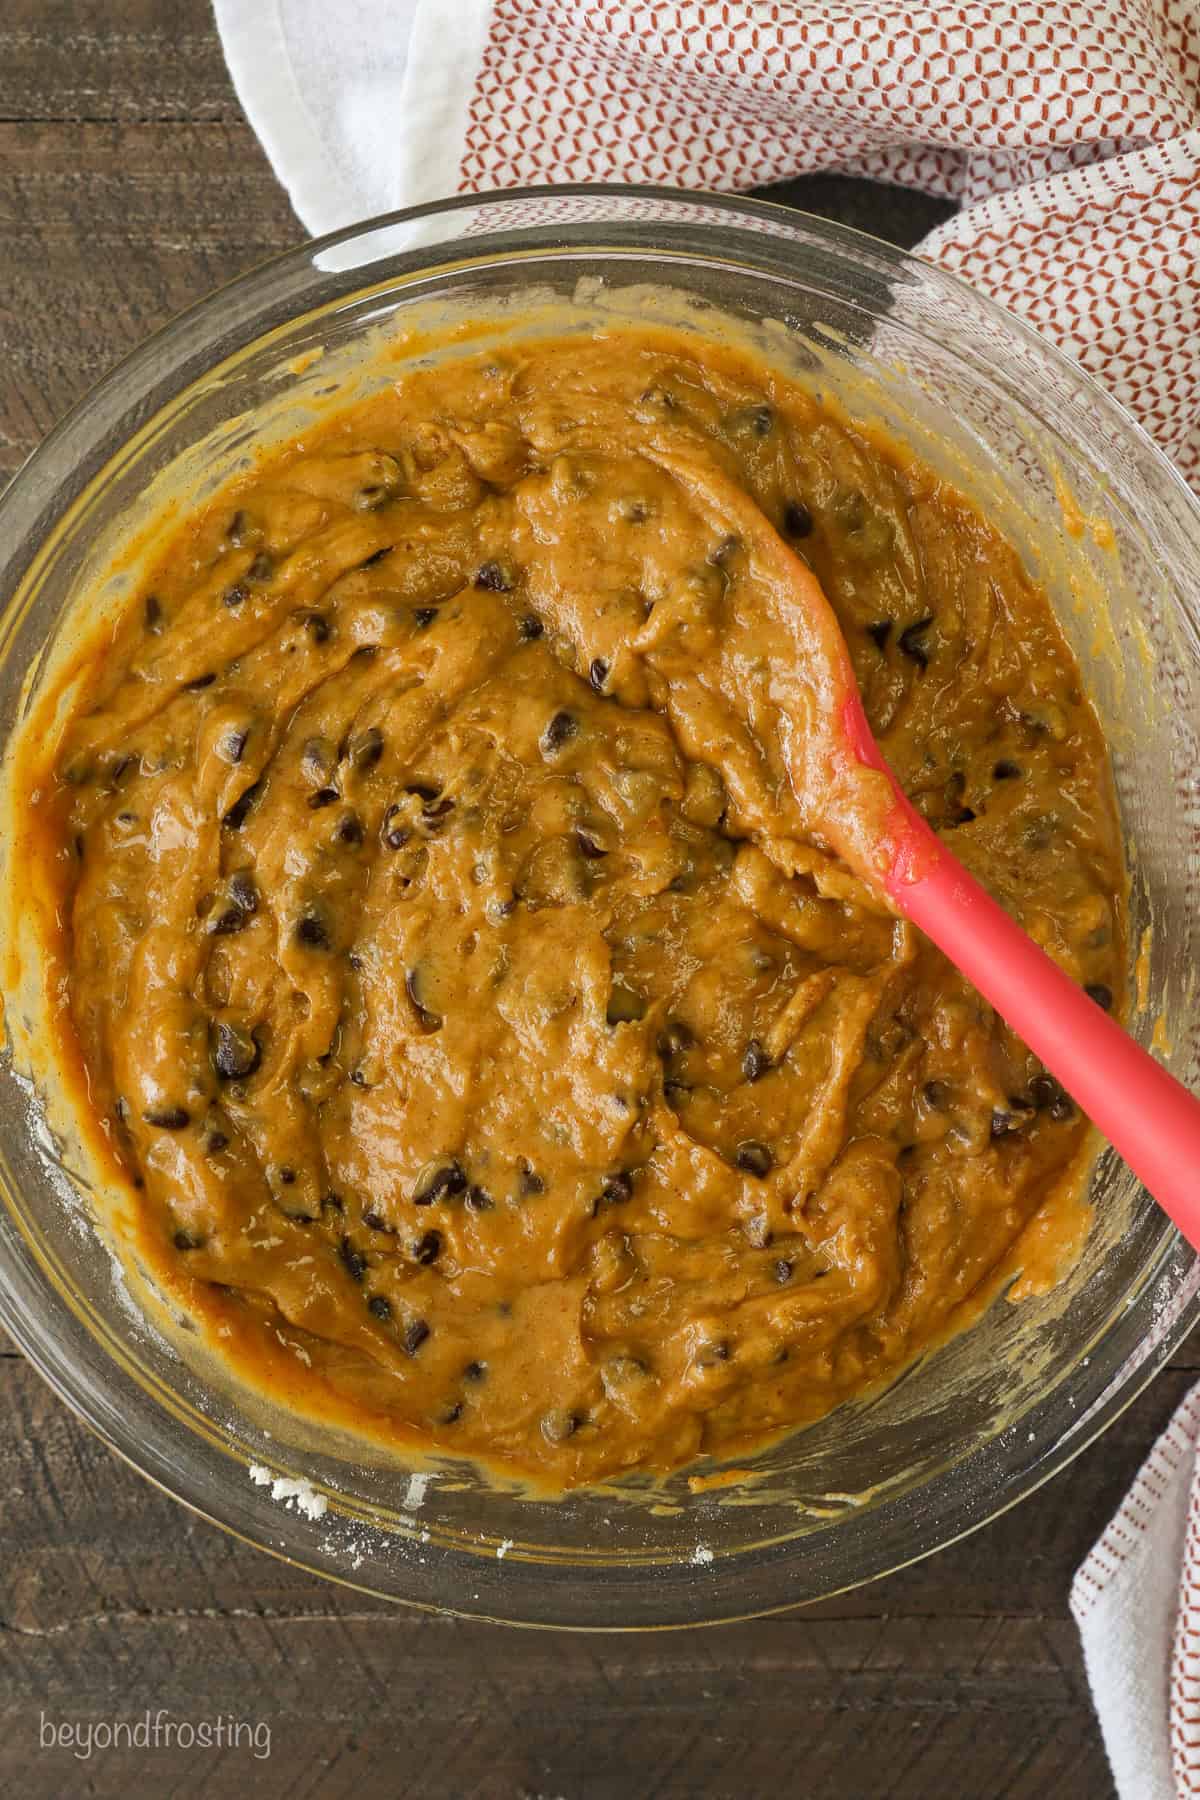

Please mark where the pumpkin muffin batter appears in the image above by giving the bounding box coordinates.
[20,327,1123,1487]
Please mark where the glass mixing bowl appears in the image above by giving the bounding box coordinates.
[1,188,1198,1630]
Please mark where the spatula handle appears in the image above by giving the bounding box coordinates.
[895,832,1200,1241]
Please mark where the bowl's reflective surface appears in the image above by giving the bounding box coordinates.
[1,187,1198,1628]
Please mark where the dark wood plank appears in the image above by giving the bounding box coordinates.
[0,1611,1105,1800]
[1,0,239,123]
[0,120,298,485]
[3,1355,1185,1795]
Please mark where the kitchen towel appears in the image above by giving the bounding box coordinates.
[1073,1384,1200,1800]
[213,1,1200,479]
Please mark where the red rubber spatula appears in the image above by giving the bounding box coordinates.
[652,444,1200,1244]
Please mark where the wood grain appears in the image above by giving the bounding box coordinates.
[3,1352,1191,1796]
[1,0,239,123]
[0,120,297,485]
[0,3,1179,1795]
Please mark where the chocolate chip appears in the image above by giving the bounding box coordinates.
[606,982,646,1025]
[735,1140,773,1178]
[227,870,258,914]
[438,1401,464,1425]
[143,1106,190,1130]
[300,738,332,781]
[541,1408,580,1443]
[335,811,364,846]
[384,823,410,851]
[220,727,249,765]
[295,910,331,950]
[898,616,934,669]
[404,781,441,803]
[990,1109,1024,1139]
[475,560,514,592]
[204,1129,229,1155]
[1029,1074,1076,1121]
[368,1295,391,1320]
[782,500,813,539]
[735,404,774,437]
[518,614,544,641]
[465,1185,494,1213]
[348,726,384,771]
[223,781,261,830]
[412,1160,467,1205]
[595,1171,633,1211]
[574,827,607,859]
[656,1021,693,1059]
[303,612,331,644]
[404,1318,431,1355]
[708,534,741,567]
[223,582,249,610]
[307,787,339,810]
[412,607,438,629]
[207,903,247,937]
[993,759,1022,781]
[339,1235,367,1282]
[774,1258,793,1284]
[463,1360,487,1383]
[278,1166,296,1186]
[212,1021,261,1082]
[1085,982,1113,1011]
[518,1162,545,1197]
[922,1079,950,1110]
[354,485,392,512]
[363,1210,388,1230]
[406,965,443,1032]
[589,658,610,693]
[413,1229,442,1264]
[866,620,892,651]
[1029,1074,1059,1110]
[541,710,578,755]
[742,1038,770,1083]
[144,594,164,634]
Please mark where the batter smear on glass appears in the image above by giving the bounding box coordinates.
[22,327,1123,1486]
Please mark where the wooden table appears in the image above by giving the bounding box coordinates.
[0,6,1188,1793]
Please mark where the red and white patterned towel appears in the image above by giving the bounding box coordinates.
[213,4,1200,1790]
[214,0,1200,482]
